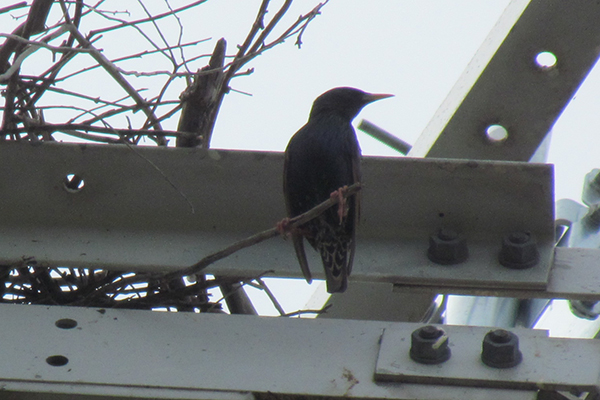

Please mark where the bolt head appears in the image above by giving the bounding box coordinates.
[418,325,443,339]
[499,232,539,269]
[410,326,451,365]
[508,232,529,244]
[427,229,468,265]
[481,329,522,368]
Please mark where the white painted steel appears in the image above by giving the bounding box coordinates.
[0,303,536,400]
[410,0,600,161]
[376,324,600,391]
[0,142,554,290]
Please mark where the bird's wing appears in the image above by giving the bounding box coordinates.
[347,140,362,275]
[283,147,313,284]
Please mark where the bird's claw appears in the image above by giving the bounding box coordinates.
[276,217,292,238]
[330,186,349,225]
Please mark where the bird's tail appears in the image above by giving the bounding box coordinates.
[292,232,312,284]
[319,241,350,293]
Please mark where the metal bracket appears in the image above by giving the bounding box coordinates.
[375,324,600,392]
[409,0,600,161]
[393,247,600,300]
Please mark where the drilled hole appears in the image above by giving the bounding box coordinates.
[485,124,508,144]
[46,355,69,367]
[63,174,85,193]
[55,318,77,329]
[535,51,557,70]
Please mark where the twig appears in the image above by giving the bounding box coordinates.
[233,0,269,61]
[253,277,286,315]
[22,83,137,108]
[248,0,293,55]
[222,1,328,83]
[0,2,27,15]
[136,0,178,68]
[169,182,362,280]
[55,39,210,82]
[1,123,183,138]
[88,0,208,37]
[85,183,362,299]
[281,304,332,318]
[0,33,94,53]
[58,3,164,134]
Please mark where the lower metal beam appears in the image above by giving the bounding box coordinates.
[0,303,538,400]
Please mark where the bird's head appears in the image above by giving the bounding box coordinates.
[309,87,393,121]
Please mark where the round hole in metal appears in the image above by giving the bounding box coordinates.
[55,318,77,329]
[46,355,69,367]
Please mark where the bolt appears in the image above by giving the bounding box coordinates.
[488,329,511,343]
[582,169,600,206]
[437,228,457,241]
[584,204,600,228]
[498,231,539,269]
[481,329,522,368]
[418,325,442,339]
[409,325,451,365]
[508,232,529,244]
[568,300,600,320]
[427,229,468,265]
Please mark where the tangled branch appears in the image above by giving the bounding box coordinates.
[0,0,331,315]
[0,0,328,145]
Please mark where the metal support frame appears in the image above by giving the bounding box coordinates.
[0,303,539,400]
[409,0,600,161]
[3,0,600,398]
[376,324,600,391]
[393,247,600,301]
[0,142,555,292]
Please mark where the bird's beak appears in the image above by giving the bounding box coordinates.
[364,92,394,103]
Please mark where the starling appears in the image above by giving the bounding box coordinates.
[283,87,393,293]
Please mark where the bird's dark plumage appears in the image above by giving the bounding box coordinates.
[283,87,393,293]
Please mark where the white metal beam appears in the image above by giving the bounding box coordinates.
[0,303,539,399]
[409,0,600,161]
[0,142,555,291]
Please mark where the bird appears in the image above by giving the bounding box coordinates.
[283,87,393,293]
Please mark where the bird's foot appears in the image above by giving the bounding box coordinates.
[276,217,292,238]
[330,186,349,225]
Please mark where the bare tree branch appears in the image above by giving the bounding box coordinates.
[2,123,184,139]
[88,0,208,37]
[83,183,361,300]
[0,0,332,315]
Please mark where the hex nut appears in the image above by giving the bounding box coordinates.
[427,229,468,265]
[499,232,539,269]
[409,325,451,365]
[481,329,522,368]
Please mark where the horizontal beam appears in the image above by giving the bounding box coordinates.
[0,142,554,291]
[0,303,538,399]
[394,247,600,300]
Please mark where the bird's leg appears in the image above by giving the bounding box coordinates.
[330,185,349,225]
[276,217,292,238]
[277,218,312,239]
